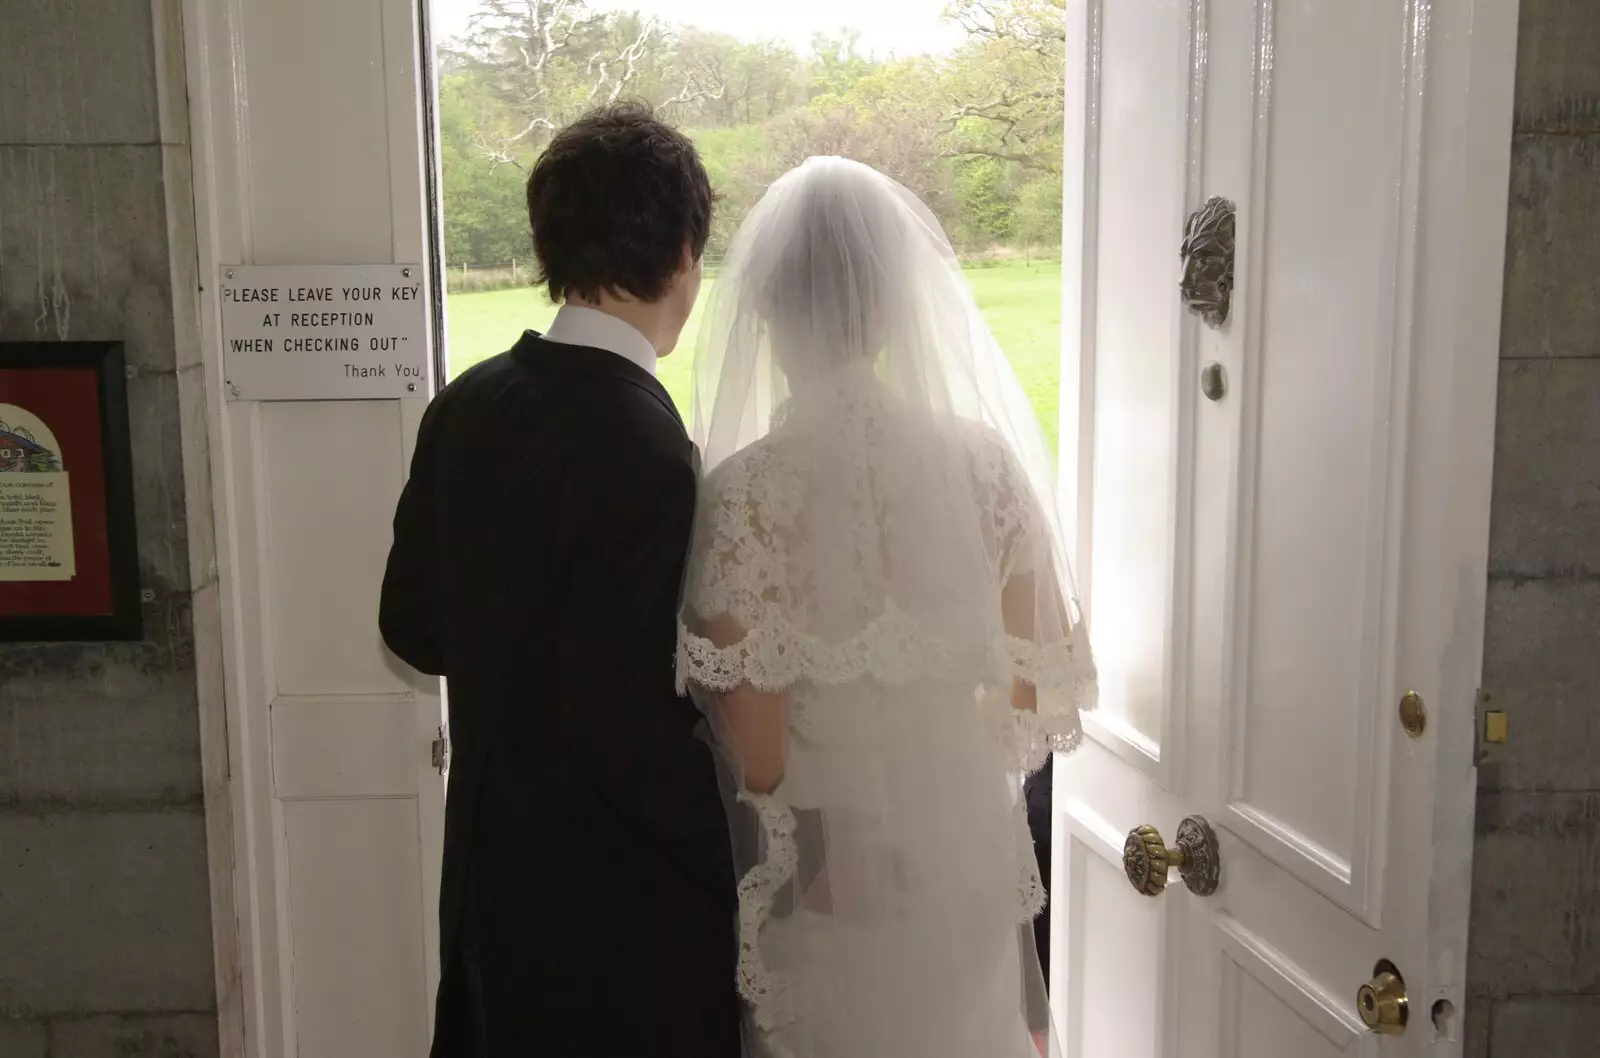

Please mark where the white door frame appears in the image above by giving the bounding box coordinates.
[179,0,446,1054]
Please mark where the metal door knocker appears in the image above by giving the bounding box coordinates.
[1179,196,1237,329]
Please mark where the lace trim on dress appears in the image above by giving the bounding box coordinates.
[1014,710,1085,775]
[1017,814,1049,920]
[736,792,800,1034]
[1009,628,1096,774]
[678,609,1096,773]
[676,603,1002,696]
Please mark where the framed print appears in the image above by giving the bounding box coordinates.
[0,341,142,642]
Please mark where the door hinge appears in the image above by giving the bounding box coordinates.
[430,726,450,775]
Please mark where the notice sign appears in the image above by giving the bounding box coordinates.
[0,341,142,643]
[0,402,75,582]
[220,264,429,401]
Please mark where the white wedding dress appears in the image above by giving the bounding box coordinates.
[676,157,1095,1058]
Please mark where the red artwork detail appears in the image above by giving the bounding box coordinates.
[0,367,114,617]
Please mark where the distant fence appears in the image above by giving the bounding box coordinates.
[444,255,729,295]
[446,261,531,295]
[444,246,1060,296]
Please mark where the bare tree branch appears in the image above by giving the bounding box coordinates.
[587,19,656,102]
[658,76,727,111]
[944,0,1065,46]
[450,2,705,165]
[938,0,1065,174]
[939,145,1055,171]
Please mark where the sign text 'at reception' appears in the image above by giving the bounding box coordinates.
[219,264,429,401]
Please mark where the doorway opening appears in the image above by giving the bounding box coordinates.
[424,0,1069,456]
[418,0,1074,1028]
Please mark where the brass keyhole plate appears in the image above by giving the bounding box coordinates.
[1399,691,1427,738]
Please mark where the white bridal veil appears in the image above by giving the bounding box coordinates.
[676,157,1096,1058]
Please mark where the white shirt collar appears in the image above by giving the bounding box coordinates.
[542,305,659,378]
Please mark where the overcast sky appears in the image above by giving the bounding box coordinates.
[428,0,965,57]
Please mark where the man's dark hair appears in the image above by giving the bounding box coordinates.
[526,102,715,304]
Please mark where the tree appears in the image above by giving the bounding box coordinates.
[437,75,533,265]
[952,155,1017,247]
[1014,173,1064,250]
[771,57,952,217]
[732,41,808,125]
[807,30,875,101]
[633,32,804,130]
[444,1,722,170]
[941,0,1065,174]
[945,0,1065,52]
[430,0,1072,265]
[690,123,780,255]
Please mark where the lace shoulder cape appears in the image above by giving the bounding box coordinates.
[678,410,1094,767]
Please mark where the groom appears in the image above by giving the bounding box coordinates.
[380,103,740,1057]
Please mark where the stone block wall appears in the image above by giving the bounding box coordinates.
[0,2,227,1056]
[1468,0,1600,1054]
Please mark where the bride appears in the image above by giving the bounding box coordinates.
[676,156,1096,1058]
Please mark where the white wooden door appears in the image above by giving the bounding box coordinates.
[1054,2,1518,1057]
[182,0,447,1054]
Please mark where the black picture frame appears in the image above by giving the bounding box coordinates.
[0,341,142,642]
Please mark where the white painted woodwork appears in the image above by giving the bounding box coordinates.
[181,0,446,1054]
[1055,1,1518,1057]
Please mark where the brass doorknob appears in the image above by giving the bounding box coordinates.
[1357,962,1409,1036]
[1122,815,1220,897]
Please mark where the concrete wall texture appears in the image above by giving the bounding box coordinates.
[1468,0,1600,1055]
[0,2,224,1057]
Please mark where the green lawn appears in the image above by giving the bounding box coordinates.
[445,259,1062,456]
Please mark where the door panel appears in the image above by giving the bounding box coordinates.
[1057,2,1515,1057]
[1059,799,1169,1058]
[262,402,412,697]
[1217,920,1371,1058]
[241,0,398,265]
[253,395,443,1058]
[1225,0,1411,916]
[1086,0,1193,760]
[271,698,423,799]
[255,397,441,1058]
[283,798,432,1057]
